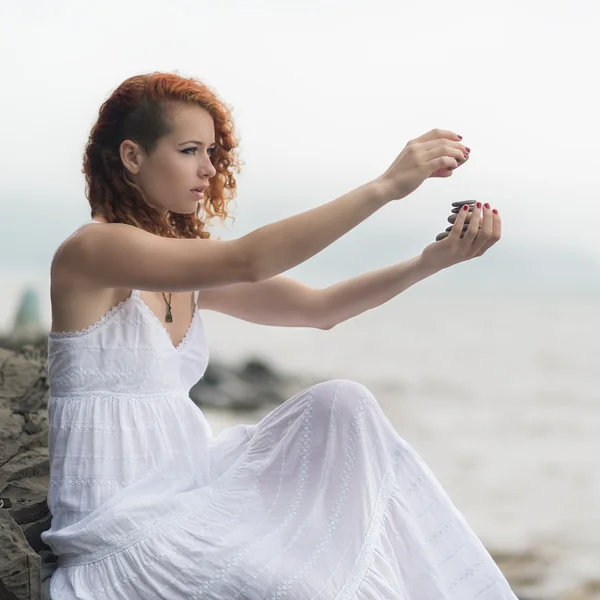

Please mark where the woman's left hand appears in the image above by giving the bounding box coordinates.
[419,202,501,272]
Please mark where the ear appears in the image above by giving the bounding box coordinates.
[120,139,144,175]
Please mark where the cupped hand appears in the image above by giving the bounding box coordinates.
[375,128,470,201]
[420,202,501,271]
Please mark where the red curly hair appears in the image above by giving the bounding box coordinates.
[83,72,241,239]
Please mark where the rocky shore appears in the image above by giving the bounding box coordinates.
[0,334,598,599]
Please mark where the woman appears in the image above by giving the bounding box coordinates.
[41,71,515,599]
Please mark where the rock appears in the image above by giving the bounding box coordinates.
[0,335,48,355]
[38,550,56,600]
[0,448,50,492]
[190,356,301,412]
[0,344,52,599]
[201,361,226,386]
[451,205,475,213]
[22,514,53,553]
[190,367,288,412]
[0,511,41,600]
[0,348,49,413]
[237,357,282,385]
[451,199,477,207]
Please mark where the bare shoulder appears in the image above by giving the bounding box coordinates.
[50,223,130,335]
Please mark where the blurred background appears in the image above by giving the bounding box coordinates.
[1,0,599,597]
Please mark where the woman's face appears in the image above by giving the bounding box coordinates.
[120,103,217,215]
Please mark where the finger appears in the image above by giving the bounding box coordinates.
[451,200,477,208]
[423,145,468,169]
[475,207,502,256]
[448,203,470,240]
[421,139,469,155]
[451,200,476,213]
[446,224,469,233]
[451,205,474,214]
[471,203,494,254]
[448,211,474,224]
[427,156,459,175]
[436,229,468,241]
[412,128,463,144]
[462,202,483,244]
[430,169,454,178]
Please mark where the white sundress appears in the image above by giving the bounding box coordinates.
[41,219,519,599]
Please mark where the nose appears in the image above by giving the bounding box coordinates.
[199,153,217,179]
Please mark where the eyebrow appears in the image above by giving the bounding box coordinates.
[178,140,216,146]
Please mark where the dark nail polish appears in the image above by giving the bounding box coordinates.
[476,202,482,208]
[463,204,469,211]
[484,203,490,209]
[465,147,471,153]
[457,135,463,140]
[493,209,498,214]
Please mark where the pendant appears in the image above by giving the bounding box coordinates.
[165,307,173,323]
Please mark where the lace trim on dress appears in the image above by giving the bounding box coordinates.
[49,419,178,434]
[49,291,201,353]
[49,390,184,401]
[49,470,194,490]
[334,463,395,600]
[50,366,144,387]
[50,448,186,461]
[48,293,136,339]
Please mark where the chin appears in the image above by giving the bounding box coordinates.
[168,206,198,216]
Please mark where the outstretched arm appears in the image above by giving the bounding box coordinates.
[196,256,439,329]
[196,202,501,329]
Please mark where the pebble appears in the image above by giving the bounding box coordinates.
[451,200,477,208]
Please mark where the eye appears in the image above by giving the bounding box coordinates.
[181,147,216,157]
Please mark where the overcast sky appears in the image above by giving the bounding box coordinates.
[1,0,599,270]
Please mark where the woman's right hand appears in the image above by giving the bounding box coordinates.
[374,128,469,201]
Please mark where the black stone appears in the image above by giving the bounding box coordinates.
[451,200,477,208]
